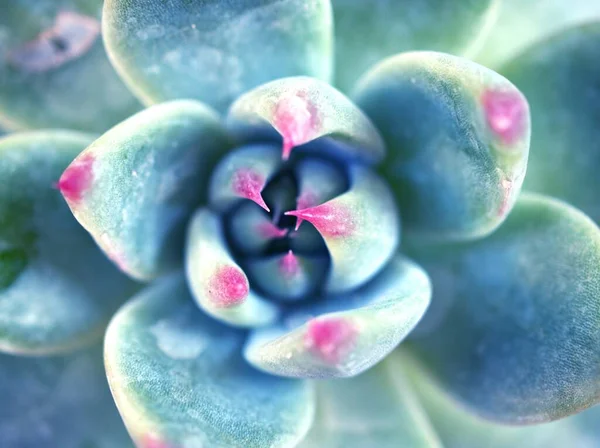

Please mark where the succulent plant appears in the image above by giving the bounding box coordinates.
[2,0,600,447]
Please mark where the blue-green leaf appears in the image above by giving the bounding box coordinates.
[403,351,600,448]
[103,0,333,113]
[0,131,137,355]
[185,208,279,327]
[502,23,600,223]
[105,273,314,448]
[0,1,140,132]
[298,356,441,448]
[408,193,600,423]
[286,165,399,293]
[59,100,231,281]
[473,0,600,69]
[331,0,499,91]
[353,51,530,243]
[0,344,133,448]
[244,255,431,378]
[227,77,385,164]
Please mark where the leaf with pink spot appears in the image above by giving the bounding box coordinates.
[0,2,141,132]
[286,165,399,293]
[105,274,313,448]
[209,143,281,213]
[185,208,278,327]
[227,77,385,164]
[353,51,530,243]
[60,100,231,281]
[0,132,137,355]
[244,255,431,378]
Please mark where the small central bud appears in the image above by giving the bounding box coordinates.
[304,317,357,364]
[232,169,270,211]
[279,250,300,278]
[273,93,319,160]
[207,266,249,308]
[257,221,288,239]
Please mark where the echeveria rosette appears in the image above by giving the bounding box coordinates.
[2,1,600,448]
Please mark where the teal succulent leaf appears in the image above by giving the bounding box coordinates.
[226,76,385,164]
[353,51,530,242]
[105,273,314,448]
[185,208,280,327]
[298,356,442,448]
[287,164,400,293]
[102,0,333,114]
[59,100,231,281]
[331,0,500,92]
[407,193,600,423]
[403,351,600,448]
[209,143,283,213]
[5,0,600,444]
[502,23,600,223]
[244,255,431,379]
[0,0,141,132]
[473,0,600,69]
[0,343,133,448]
[0,131,137,355]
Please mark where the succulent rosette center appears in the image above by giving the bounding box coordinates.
[4,1,600,447]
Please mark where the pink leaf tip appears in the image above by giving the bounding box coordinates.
[207,266,249,308]
[482,89,528,145]
[273,93,319,160]
[141,434,171,448]
[57,153,95,203]
[232,168,270,211]
[304,317,357,364]
[285,202,355,237]
[279,250,300,278]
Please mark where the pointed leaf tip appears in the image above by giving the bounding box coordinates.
[58,153,95,203]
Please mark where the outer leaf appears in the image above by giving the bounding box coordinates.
[502,23,600,223]
[474,0,600,69]
[0,132,137,355]
[244,255,431,378]
[103,0,333,113]
[185,209,279,327]
[105,274,314,448]
[403,351,600,448]
[227,77,385,164]
[331,0,499,91]
[298,357,441,448]
[59,100,231,281]
[0,1,140,132]
[353,51,530,242]
[408,193,600,423]
[1,344,133,448]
